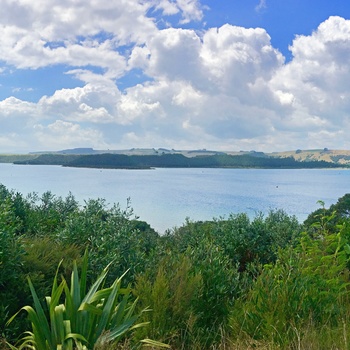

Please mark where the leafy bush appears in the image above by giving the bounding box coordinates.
[166,210,300,274]
[21,237,82,301]
[23,191,79,237]
[0,199,26,341]
[304,195,350,232]
[189,237,238,334]
[214,210,301,271]
[134,254,202,346]
[134,236,240,348]
[231,212,350,346]
[57,198,158,285]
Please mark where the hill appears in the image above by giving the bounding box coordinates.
[269,149,350,165]
[2,148,350,167]
[11,152,343,169]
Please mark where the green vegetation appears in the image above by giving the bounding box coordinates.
[1,185,350,349]
[12,152,344,169]
[7,251,169,350]
[0,155,38,163]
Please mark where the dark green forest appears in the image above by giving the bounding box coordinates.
[1,185,350,349]
[12,152,344,169]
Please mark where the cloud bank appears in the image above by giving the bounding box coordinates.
[0,0,350,153]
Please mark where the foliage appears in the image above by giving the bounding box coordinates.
[13,154,79,166]
[188,237,238,334]
[57,198,157,285]
[0,186,160,342]
[134,254,202,346]
[214,210,300,270]
[231,209,350,346]
[0,198,26,340]
[7,252,169,349]
[21,237,82,300]
[164,210,300,273]
[13,153,344,169]
[135,233,240,348]
[23,191,79,237]
[3,181,350,349]
[304,194,350,230]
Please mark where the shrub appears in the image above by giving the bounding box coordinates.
[134,254,202,346]
[231,212,350,346]
[0,199,26,341]
[21,237,82,300]
[7,252,169,349]
[57,199,151,284]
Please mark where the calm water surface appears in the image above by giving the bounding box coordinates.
[1,163,349,233]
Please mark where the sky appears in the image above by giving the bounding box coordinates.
[1,0,350,153]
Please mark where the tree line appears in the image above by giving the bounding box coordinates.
[12,152,344,169]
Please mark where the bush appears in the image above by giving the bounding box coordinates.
[0,199,25,341]
[7,252,169,349]
[57,198,158,285]
[134,254,202,346]
[231,213,350,346]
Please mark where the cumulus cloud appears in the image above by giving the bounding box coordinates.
[1,3,350,153]
[39,83,122,124]
[0,0,204,71]
[143,28,203,82]
[270,16,350,140]
[33,120,107,150]
[200,24,284,99]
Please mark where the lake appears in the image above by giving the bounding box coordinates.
[0,163,349,233]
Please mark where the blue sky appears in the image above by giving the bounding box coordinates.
[1,0,350,153]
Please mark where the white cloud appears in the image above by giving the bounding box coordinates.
[0,0,204,72]
[0,0,156,43]
[143,28,203,82]
[1,10,350,153]
[120,16,350,151]
[270,16,350,137]
[154,0,179,16]
[176,0,205,23]
[200,24,284,99]
[39,83,122,124]
[0,97,38,122]
[153,0,204,23]
[33,120,107,150]
[255,0,267,13]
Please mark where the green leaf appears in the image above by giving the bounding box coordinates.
[27,278,54,349]
[94,281,120,342]
[140,338,171,348]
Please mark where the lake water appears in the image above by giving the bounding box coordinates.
[0,163,349,233]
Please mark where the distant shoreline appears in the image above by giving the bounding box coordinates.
[1,148,350,169]
[5,152,345,170]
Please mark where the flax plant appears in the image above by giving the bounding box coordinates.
[7,251,169,349]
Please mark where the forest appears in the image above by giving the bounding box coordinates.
[10,152,345,169]
[1,184,350,349]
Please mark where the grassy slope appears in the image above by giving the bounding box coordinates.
[96,149,350,164]
[268,149,350,165]
[2,149,350,165]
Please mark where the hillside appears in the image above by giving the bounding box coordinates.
[45,148,350,164]
[2,148,350,166]
[269,149,350,165]
[12,152,343,169]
